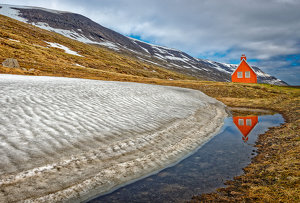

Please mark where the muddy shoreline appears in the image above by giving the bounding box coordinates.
[190,103,299,202]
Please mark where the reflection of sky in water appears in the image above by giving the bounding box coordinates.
[89,114,284,203]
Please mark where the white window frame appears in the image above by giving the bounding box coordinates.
[238,119,244,126]
[237,72,243,78]
[246,119,252,126]
[245,71,250,78]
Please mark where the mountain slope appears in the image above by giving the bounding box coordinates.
[0,4,287,85]
[0,13,194,82]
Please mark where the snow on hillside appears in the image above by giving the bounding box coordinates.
[203,60,235,74]
[253,68,272,77]
[32,21,121,51]
[0,4,120,51]
[0,4,68,19]
[8,38,20,43]
[46,41,82,56]
[38,23,120,50]
[34,21,95,42]
[0,74,227,202]
[129,37,180,52]
[0,4,28,22]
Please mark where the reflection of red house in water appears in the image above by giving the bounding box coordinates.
[233,116,258,142]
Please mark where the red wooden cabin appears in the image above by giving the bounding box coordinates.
[233,116,258,142]
[232,54,257,83]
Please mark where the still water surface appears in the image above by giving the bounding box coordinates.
[89,113,284,203]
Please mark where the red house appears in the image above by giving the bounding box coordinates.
[233,116,258,142]
[232,54,257,83]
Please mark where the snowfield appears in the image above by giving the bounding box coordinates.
[0,74,227,202]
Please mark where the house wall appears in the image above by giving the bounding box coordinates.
[231,60,257,83]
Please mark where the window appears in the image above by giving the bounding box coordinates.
[237,72,243,78]
[245,71,250,78]
[246,119,252,126]
[238,119,244,126]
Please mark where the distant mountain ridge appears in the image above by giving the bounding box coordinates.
[0,4,288,85]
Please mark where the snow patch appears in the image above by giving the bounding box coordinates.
[128,37,180,52]
[34,22,94,43]
[138,45,150,54]
[46,41,82,56]
[8,39,20,43]
[0,4,28,23]
[74,63,85,68]
[137,57,163,67]
[267,79,282,84]
[164,55,189,62]
[255,70,271,77]
[0,4,69,15]
[96,41,119,50]
[204,60,233,74]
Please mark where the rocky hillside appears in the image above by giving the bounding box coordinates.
[0,4,288,85]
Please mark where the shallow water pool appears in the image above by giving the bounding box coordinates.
[88,113,284,203]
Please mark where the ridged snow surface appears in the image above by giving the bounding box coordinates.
[0,74,227,202]
[0,74,208,173]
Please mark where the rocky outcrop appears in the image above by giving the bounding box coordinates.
[2,58,20,68]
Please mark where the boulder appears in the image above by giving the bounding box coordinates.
[2,58,20,68]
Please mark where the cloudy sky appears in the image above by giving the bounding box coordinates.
[2,0,300,84]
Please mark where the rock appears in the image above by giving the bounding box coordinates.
[2,58,20,68]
